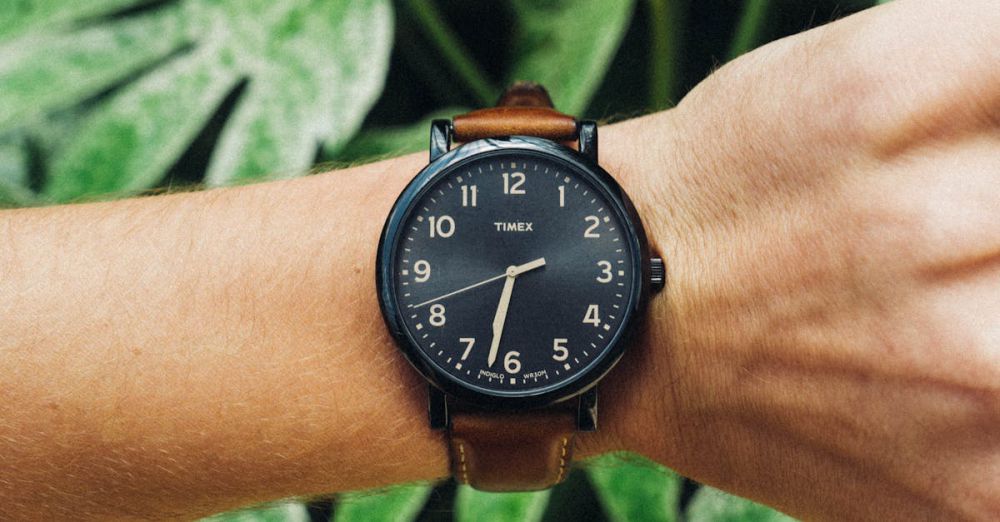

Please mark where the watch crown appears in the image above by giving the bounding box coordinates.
[649,257,665,292]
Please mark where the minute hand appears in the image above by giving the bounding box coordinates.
[486,258,546,368]
[487,273,516,368]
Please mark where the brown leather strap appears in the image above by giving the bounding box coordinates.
[452,82,578,142]
[450,408,576,491]
[446,83,580,491]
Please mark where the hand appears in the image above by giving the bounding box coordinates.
[488,269,516,368]
[486,258,546,368]
[591,0,999,519]
[413,257,545,309]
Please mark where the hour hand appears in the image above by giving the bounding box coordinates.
[512,257,545,276]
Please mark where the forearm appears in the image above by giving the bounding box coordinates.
[0,154,448,518]
[0,113,688,520]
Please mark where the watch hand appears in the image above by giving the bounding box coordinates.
[488,269,517,368]
[411,273,507,309]
[511,257,546,276]
[410,257,545,309]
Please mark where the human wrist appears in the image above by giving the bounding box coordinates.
[252,160,455,493]
[569,110,717,466]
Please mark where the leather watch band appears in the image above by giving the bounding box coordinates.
[452,82,578,143]
[449,406,577,491]
[447,82,580,491]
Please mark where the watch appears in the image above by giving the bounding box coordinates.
[376,82,664,491]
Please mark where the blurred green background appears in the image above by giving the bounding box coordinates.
[0,0,881,520]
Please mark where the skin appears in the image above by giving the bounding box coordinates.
[0,0,997,519]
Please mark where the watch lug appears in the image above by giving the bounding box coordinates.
[578,120,598,162]
[430,119,452,161]
[428,384,449,429]
[576,387,598,431]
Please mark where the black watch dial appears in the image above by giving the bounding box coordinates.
[380,139,644,401]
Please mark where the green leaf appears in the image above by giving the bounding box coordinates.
[327,107,467,164]
[0,6,192,129]
[587,452,682,522]
[454,486,550,522]
[334,483,432,522]
[0,0,144,42]
[205,0,393,185]
[0,134,34,206]
[686,487,798,522]
[200,501,310,522]
[25,0,392,200]
[0,137,27,185]
[398,0,497,106]
[646,0,684,109]
[508,0,635,114]
[44,45,238,201]
[728,0,772,60]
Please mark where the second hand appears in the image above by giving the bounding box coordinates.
[410,273,508,309]
[410,258,546,309]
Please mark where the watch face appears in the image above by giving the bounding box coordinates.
[378,137,647,407]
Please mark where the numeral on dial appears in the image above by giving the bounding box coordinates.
[414,260,431,282]
[583,304,601,326]
[503,172,526,195]
[429,215,455,238]
[558,185,566,207]
[461,185,477,207]
[584,215,600,238]
[504,351,521,373]
[552,338,569,361]
[429,304,446,327]
[459,337,475,360]
[596,260,613,283]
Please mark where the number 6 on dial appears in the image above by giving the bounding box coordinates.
[504,351,521,373]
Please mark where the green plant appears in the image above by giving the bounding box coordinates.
[201,454,796,522]
[0,0,878,519]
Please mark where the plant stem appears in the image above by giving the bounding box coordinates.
[728,0,771,60]
[401,0,496,106]
[646,0,683,109]
[394,19,467,106]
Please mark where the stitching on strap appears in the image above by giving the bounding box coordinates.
[555,437,569,482]
[457,442,470,484]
